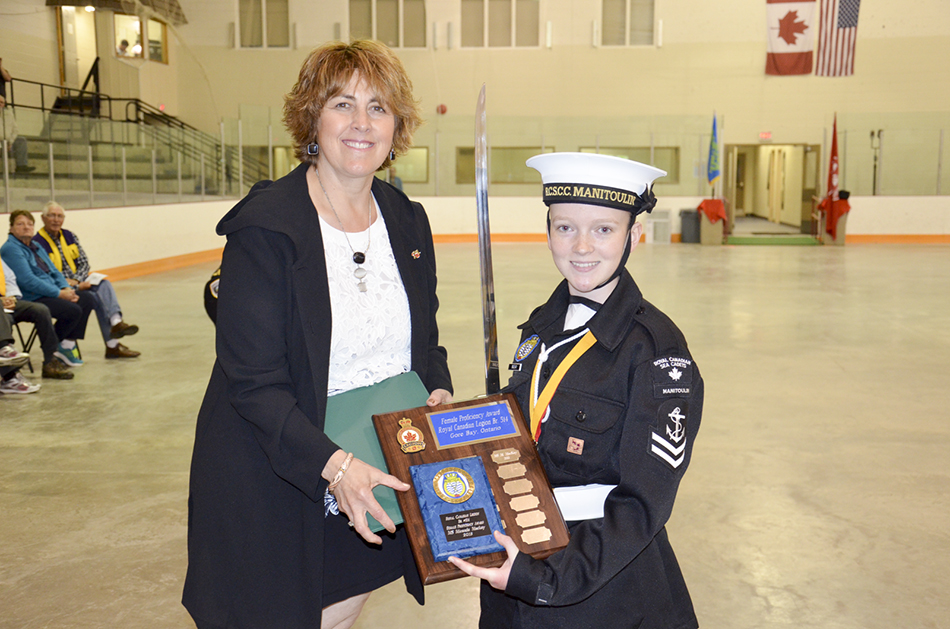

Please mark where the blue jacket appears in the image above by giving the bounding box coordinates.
[0,233,68,301]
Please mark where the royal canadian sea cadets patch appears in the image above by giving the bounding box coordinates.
[652,356,693,398]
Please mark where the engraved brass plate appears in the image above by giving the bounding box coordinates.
[491,448,521,464]
[521,526,553,545]
[508,495,540,512]
[503,478,534,496]
[496,462,527,480]
[515,510,547,528]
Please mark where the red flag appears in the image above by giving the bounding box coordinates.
[766,0,816,76]
[816,0,861,77]
[826,115,839,201]
[818,115,849,239]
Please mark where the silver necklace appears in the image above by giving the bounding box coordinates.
[316,168,373,292]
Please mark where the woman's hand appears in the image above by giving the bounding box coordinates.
[58,288,78,302]
[78,281,92,291]
[427,388,453,406]
[323,450,411,545]
[448,531,519,591]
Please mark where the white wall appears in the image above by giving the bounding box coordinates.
[0,1,60,89]
[47,193,949,277]
[422,195,706,236]
[62,200,231,270]
[846,196,950,236]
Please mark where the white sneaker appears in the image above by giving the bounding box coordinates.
[0,344,29,368]
[0,372,41,394]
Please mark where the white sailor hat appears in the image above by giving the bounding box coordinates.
[526,152,666,215]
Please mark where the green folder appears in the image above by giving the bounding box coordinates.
[324,371,430,532]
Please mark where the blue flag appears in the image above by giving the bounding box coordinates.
[707,115,720,186]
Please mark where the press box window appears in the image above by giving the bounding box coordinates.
[114,14,143,58]
[147,19,167,63]
[392,147,429,183]
[461,0,539,48]
[350,0,427,48]
[114,15,168,63]
[239,0,290,48]
[456,147,553,184]
[602,0,654,46]
[579,147,679,184]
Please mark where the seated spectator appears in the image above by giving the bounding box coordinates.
[1,210,93,369]
[1,302,39,394]
[1,109,33,173]
[1,258,72,379]
[1,58,34,174]
[34,202,141,359]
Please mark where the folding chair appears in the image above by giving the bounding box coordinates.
[12,320,36,373]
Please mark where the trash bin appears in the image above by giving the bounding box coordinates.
[679,209,700,243]
[645,209,672,244]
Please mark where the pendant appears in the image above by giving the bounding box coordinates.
[354,266,368,292]
[353,251,366,264]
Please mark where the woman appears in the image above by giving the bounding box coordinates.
[449,153,703,629]
[183,41,453,629]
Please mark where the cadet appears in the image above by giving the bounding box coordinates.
[450,152,703,629]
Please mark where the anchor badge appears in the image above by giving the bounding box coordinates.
[666,407,685,443]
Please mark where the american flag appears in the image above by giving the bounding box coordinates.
[816,0,861,76]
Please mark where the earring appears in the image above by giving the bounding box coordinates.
[307,143,319,156]
[389,148,396,162]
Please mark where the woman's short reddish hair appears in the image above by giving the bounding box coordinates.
[283,39,422,170]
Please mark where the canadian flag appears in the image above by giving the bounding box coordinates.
[766,0,817,75]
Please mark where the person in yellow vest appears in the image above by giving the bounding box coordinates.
[33,202,141,359]
[449,153,703,629]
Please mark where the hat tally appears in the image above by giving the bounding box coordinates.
[526,152,666,215]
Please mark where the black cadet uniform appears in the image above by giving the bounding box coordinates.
[480,270,702,629]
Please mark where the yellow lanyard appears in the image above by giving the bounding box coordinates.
[529,329,597,441]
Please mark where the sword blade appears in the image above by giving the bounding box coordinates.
[475,84,500,395]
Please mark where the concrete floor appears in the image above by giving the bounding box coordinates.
[1,241,948,628]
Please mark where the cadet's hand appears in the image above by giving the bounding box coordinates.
[448,531,518,591]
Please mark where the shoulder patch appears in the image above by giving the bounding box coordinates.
[514,335,541,362]
[652,356,693,398]
[650,400,688,469]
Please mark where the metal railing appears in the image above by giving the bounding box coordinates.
[2,76,270,211]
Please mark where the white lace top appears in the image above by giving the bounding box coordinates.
[319,199,412,396]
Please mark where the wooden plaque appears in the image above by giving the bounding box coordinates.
[373,393,569,585]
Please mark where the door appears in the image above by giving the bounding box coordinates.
[57,6,98,90]
[767,148,786,223]
[59,7,80,87]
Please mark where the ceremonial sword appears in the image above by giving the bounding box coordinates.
[475,84,500,395]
